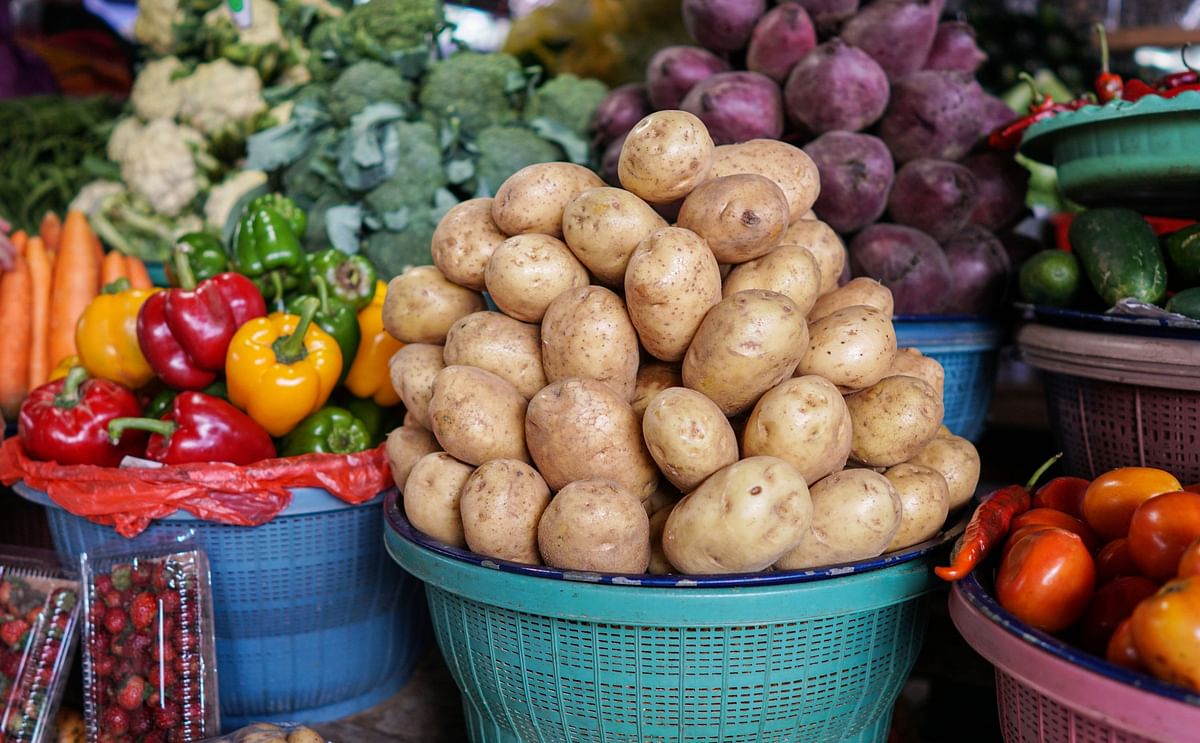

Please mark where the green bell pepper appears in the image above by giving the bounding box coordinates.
[167,233,228,287]
[279,406,372,456]
[285,276,360,383]
[233,197,306,301]
[335,392,402,446]
[144,379,229,419]
[305,249,378,311]
[247,193,307,237]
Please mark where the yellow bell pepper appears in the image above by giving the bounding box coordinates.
[74,281,159,388]
[48,356,80,382]
[344,280,403,406]
[225,296,342,437]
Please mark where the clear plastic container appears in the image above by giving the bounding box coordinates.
[80,547,219,742]
[0,548,82,743]
[199,723,328,742]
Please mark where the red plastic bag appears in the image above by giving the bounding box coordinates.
[0,438,391,537]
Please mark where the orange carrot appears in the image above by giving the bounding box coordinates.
[39,212,61,255]
[47,211,101,368]
[25,237,52,389]
[100,250,128,287]
[9,230,27,255]
[0,253,32,418]
[91,231,104,267]
[125,256,153,290]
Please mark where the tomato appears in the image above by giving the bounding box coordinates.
[1128,491,1200,581]
[1179,538,1200,579]
[1011,508,1101,551]
[1032,476,1090,518]
[1096,538,1141,584]
[1186,483,1200,494]
[1130,577,1200,691]
[996,527,1096,633]
[1079,576,1160,653]
[1083,468,1183,541]
[1000,524,1057,562]
[1106,618,1144,672]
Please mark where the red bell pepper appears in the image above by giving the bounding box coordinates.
[137,249,266,390]
[107,391,276,466]
[17,367,146,466]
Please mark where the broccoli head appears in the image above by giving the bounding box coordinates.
[363,120,446,214]
[328,60,414,125]
[419,52,525,136]
[363,209,437,279]
[473,126,563,196]
[306,0,441,80]
[524,74,608,139]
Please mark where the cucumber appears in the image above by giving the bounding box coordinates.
[1019,250,1082,307]
[1162,224,1200,288]
[1068,208,1168,307]
[1166,287,1200,320]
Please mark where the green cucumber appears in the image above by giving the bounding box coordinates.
[1068,208,1168,307]
[1166,287,1200,320]
[1162,224,1200,288]
[1019,250,1082,307]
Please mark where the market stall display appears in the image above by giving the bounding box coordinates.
[199,723,327,742]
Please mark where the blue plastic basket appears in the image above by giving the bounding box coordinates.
[385,492,964,743]
[16,484,427,730]
[893,316,1004,442]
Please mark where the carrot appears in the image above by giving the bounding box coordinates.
[39,212,61,255]
[25,237,52,389]
[9,230,27,255]
[47,211,101,368]
[91,231,104,267]
[0,253,32,418]
[125,256,153,289]
[99,250,128,287]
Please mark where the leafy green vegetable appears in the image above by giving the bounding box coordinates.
[472,126,563,196]
[418,52,526,136]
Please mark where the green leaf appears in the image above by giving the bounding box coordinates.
[246,106,332,172]
[325,204,364,255]
[338,103,408,191]
[504,69,529,94]
[527,117,591,166]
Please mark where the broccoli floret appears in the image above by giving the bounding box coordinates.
[363,210,437,279]
[363,120,446,214]
[473,126,563,196]
[328,61,414,125]
[419,52,525,136]
[524,74,608,139]
[308,0,441,79]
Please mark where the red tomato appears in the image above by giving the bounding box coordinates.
[1079,576,1160,653]
[1000,524,1057,562]
[1082,467,1183,541]
[1011,508,1101,552]
[1185,483,1200,494]
[1106,618,1144,672]
[1096,538,1141,584]
[1179,538,1200,579]
[996,527,1096,633]
[1127,491,1200,582]
[1032,476,1090,518]
[1130,577,1200,691]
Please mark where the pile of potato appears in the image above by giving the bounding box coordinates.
[381,109,981,576]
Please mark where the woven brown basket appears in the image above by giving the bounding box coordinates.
[1017,324,1200,483]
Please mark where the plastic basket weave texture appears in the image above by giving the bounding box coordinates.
[18,485,427,730]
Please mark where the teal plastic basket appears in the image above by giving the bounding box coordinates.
[893,316,1004,442]
[385,492,962,743]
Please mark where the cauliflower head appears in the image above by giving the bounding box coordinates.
[419,52,524,135]
[130,56,186,122]
[68,181,126,217]
[203,0,284,47]
[178,59,268,135]
[120,120,205,217]
[134,0,185,55]
[205,170,269,230]
[107,118,145,164]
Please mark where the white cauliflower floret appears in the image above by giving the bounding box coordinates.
[134,0,183,55]
[205,170,268,231]
[204,0,284,47]
[178,60,268,135]
[107,117,144,163]
[268,100,295,126]
[119,120,205,217]
[130,56,186,121]
[69,181,125,216]
[277,63,313,87]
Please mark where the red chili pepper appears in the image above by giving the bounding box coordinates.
[987,109,1060,150]
[935,453,1062,582]
[1156,44,1197,90]
[137,249,266,390]
[1159,82,1200,99]
[17,367,147,466]
[1094,24,1124,102]
[1121,78,1158,102]
[107,392,276,466]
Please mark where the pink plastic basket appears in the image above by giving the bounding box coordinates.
[949,574,1200,743]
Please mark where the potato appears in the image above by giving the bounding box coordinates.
[909,434,980,511]
[491,162,605,238]
[647,506,674,574]
[884,463,950,551]
[428,366,528,466]
[385,425,441,491]
[780,219,845,294]
[484,233,589,323]
[631,362,683,418]
[618,110,715,204]
[431,198,508,290]
[936,424,953,438]
[886,347,944,402]
[709,139,820,219]
[402,410,421,429]
[743,376,852,485]
[644,484,682,516]
[625,227,722,362]
[526,379,659,499]
[388,344,444,429]
[562,187,667,285]
[460,459,551,564]
[796,305,895,390]
[383,266,485,345]
[537,479,650,573]
[677,174,789,263]
[722,244,821,316]
[541,286,640,401]
[642,387,739,492]
[403,452,474,548]
[808,277,894,321]
[683,290,808,415]
[443,312,546,399]
[663,456,813,574]
[287,729,324,743]
[845,375,943,467]
[775,469,902,570]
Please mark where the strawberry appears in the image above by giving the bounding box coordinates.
[116,658,134,679]
[148,663,174,691]
[158,590,180,615]
[0,619,29,648]
[141,731,166,743]
[128,705,152,735]
[152,640,176,664]
[88,599,107,626]
[153,702,181,730]
[115,675,146,711]
[130,632,154,657]
[130,592,157,631]
[101,706,129,734]
[103,607,127,635]
[23,606,42,625]
[151,565,170,593]
[92,653,116,678]
[102,590,122,609]
[0,649,21,678]
[94,575,114,595]
[0,580,11,605]
[110,565,132,591]
[131,563,153,587]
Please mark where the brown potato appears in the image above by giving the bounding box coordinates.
[537,479,650,573]
[443,312,546,400]
[780,219,845,294]
[625,227,722,362]
[642,387,739,492]
[796,305,896,391]
[775,469,902,570]
[682,290,808,415]
[460,459,551,564]
[677,174,789,263]
[619,110,715,204]
[484,233,589,322]
[845,375,943,467]
[385,425,441,492]
[886,348,945,402]
[541,286,639,401]
[884,463,950,551]
[562,187,667,285]
[388,344,445,430]
[631,362,683,419]
[908,434,981,511]
[742,376,852,485]
[431,198,508,290]
[808,277,894,321]
[403,452,474,548]
[647,506,674,575]
[643,484,682,516]
[287,729,324,743]
[722,244,821,316]
[525,379,659,499]
[491,162,605,237]
[428,366,529,465]
[709,139,820,219]
[383,266,485,344]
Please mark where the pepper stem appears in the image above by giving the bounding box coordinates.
[1184,42,1196,74]
[275,296,318,364]
[173,245,197,291]
[1095,23,1111,75]
[313,275,331,316]
[1018,71,1042,108]
[54,367,89,408]
[108,418,177,445]
[1024,452,1064,491]
[102,278,131,295]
